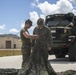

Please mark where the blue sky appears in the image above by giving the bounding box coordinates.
[0,0,76,36]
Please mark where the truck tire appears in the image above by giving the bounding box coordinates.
[55,54,65,58]
[68,42,76,61]
[55,49,67,58]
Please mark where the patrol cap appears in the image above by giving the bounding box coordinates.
[25,19,32,26]
[37,18,44,25]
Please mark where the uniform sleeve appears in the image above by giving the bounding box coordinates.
[31,27,36,47]
[21,29,26,35]
[20,29,25,38]
[47,28,53,48]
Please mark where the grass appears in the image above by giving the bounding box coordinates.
[0,49,22,57]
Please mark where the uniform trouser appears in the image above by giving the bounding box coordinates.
[21,44,31,67]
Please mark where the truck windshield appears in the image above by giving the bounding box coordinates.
[45,13,74,27]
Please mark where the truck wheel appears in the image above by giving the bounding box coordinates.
[55,54,65,58]
[68,42,76,61]
[55,49,67,58]
[55,53,65,58]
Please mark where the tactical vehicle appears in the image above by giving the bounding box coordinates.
[45,12,76,61]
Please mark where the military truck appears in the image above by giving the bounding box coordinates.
[45,12,76,61]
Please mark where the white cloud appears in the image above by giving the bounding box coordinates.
[31,0,76,16]
[30,11,39,26]
[57,0,73,13]
[37,1,59,15]
[9,28,19,34]
[31,2,36,7]
[0,24,5,30]
[31,0,39,7]
[72,9,76,15]
[37,0,73,15]
[29,11,46,25]
[40,14,45,19]
[29,11,39,34]
[69,0,76,4]
[35,0,39,4]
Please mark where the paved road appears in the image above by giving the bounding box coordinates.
[0,55,76,72]
[48,55,76,72]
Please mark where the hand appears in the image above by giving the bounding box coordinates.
[48,47,51,51]
[36,35,39,39]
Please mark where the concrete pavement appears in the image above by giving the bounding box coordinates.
[48,55,76,72]
[0,55,76,72]
[0,55,22,69]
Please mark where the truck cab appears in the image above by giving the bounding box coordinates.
[45,12,76,61]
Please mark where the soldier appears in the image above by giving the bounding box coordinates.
[20,19,38,67]
[32,18,56,75]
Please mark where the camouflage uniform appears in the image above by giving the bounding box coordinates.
[32,26,56,75]
[20,28,31,67]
